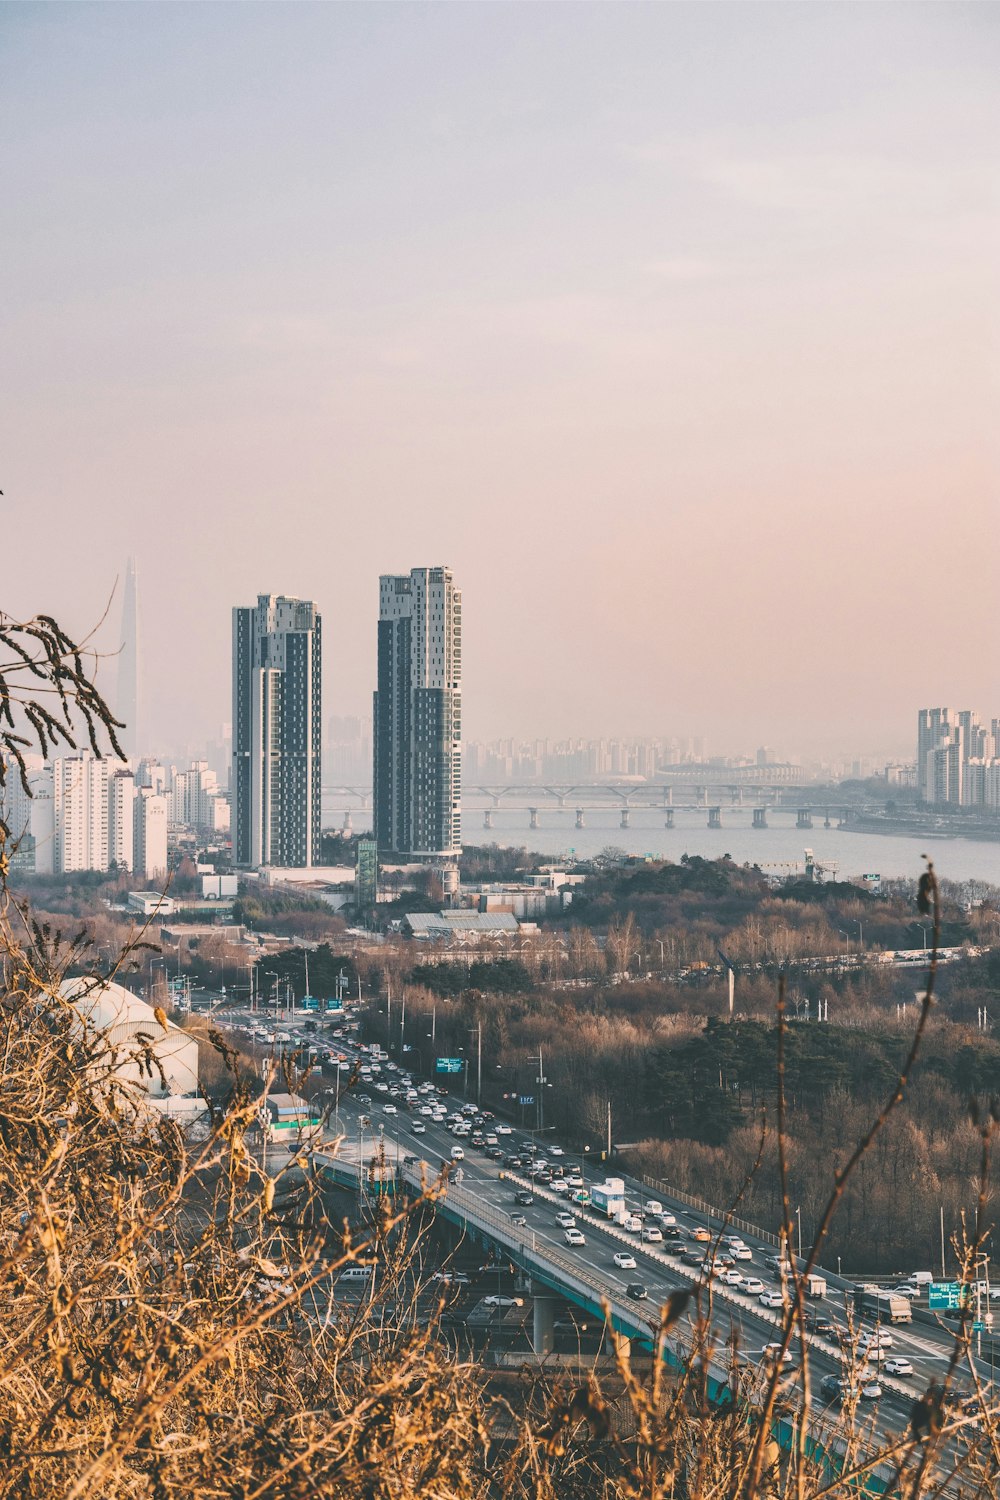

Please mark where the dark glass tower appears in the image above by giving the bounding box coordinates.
[232,595,321,867]
[374,567,461,860]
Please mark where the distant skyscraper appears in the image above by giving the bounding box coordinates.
[117,556,140,761]
[374,566,462,860]
[232,595,322,868]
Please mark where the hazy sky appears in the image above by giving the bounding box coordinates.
[3,3,997,761]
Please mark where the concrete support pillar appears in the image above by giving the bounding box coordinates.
[664,808,674,828]
[663,787,673,807]
[708,806,722,829]
[529,808,539,830]
[575,808,585,829]
[620,808,630,829]
[342,809,353,833]
[796,809,813,829]
[753,808,767,829]
[483,809,494,829]
[532,1294,557,1355]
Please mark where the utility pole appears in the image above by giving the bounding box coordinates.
[606,1098,612,1159]
[536,1045,546,1133]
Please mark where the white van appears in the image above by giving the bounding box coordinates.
[646,1201,663,1216]
[450,1146,465,1161]
[340,1265,374,1282]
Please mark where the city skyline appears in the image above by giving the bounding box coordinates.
[3,5,995,757]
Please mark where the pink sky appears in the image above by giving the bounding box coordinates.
[2,3,997,760]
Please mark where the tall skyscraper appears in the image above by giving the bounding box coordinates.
[232,595,322,868]
[117,556,140,761]
[53,754,109,873]
[374,566,462,860]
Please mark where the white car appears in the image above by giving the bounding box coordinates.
[555,1212,576,1229]
[550,1180,571,1196]
[420,1105,433,1116]
[883,1358,914,1377]
[759,1291,784,1309]
[411,1122,426,1134]
[383,1104,397,1115]
[894,1284,919,1299]
[549,1146,564,1157]
[564,1229,586,1247]
[761,1343,793,1366]
[720,1269,743,1286]
[732,1245,754,1261]
[565,1173,584,1188]
[861,1379,883,1402]
[859,1329,894,1349]
[642,1227,663,1243]
[742,1278,765,1295]
[496,1124,512,1135]
[613,1252,637,1270]
[482,1294,524,1307]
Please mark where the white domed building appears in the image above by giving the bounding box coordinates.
[60,978,201,1119]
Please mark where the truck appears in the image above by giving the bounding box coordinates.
[853,1286,912,1325]
[805,1275,827,1299]
[590,1178,627,1219]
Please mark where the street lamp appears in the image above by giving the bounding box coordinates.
[854,919,864,951]
[265,971,279,1011]
[795,1206,803,1261]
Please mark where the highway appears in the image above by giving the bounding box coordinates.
[218,1006,997,1469]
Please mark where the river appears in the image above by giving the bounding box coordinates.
[322,796,1000,887]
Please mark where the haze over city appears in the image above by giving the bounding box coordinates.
[2,3,997,759]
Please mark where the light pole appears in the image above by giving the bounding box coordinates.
[469,1023,482,1107]
[854,919,864,952]
[265,971,278,1014]
[921,925,929,952]
[795,1206,802,1261]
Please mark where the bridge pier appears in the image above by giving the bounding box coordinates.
[620,808,630,830]
[752,808,768,829]
[824,809,831,828]
[575,808,585,829]
[531,1293,557,1356]
[341,809,353,834]
[529,808,539,830]
[664,808,674,828]
[796,809,813,830]
[483,809,494,830]
[662,787,673,807]
[708,807,722,829]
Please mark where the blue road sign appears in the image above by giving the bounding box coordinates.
[435,1058,463,1074]
[929,1281,963,1309]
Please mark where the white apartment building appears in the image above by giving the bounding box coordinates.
[109,771,135,872]
[134,787,168,881]
[53,754,109,873]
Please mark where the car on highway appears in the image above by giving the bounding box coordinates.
[450,1146,465,1161]
[419,1105,433,1116]
[761,1343,793,1367]
[662,1226,685,1241]
[883,1358,915,1377]
[613,1252,637,1270]
[549,1146,564,1157]
[860,1378,883,1402]
[514,1191,535,1206]
[384,1104,397,1115]
[894,1284,920,1299]
[719,1269,743,1286]
[496,1124,512,1135]
[626,1283,648,1300]
[431,1271,471,1286]
[688,1226,711,1242]
[483,1294,524,1308]
[821,1375,843,1400]
[555,1212,576,1229]
[858,1329,894,1350]
[412,1122,426,1134]
[731,1244,754,1261]
[564,1229,586,1247]
[758,1291,784,1309]
[565,1173,584,1188]
[682,1249,704,1267]
[642,1227,663,1243]
[806,1314,835,1335]
[511,1213,527,1227]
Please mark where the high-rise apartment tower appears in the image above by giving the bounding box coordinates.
[232,595,322,868]
[374,567,462,860]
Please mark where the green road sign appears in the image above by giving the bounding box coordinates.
[435,1058,463,1074]
[929,1281,963,1309]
